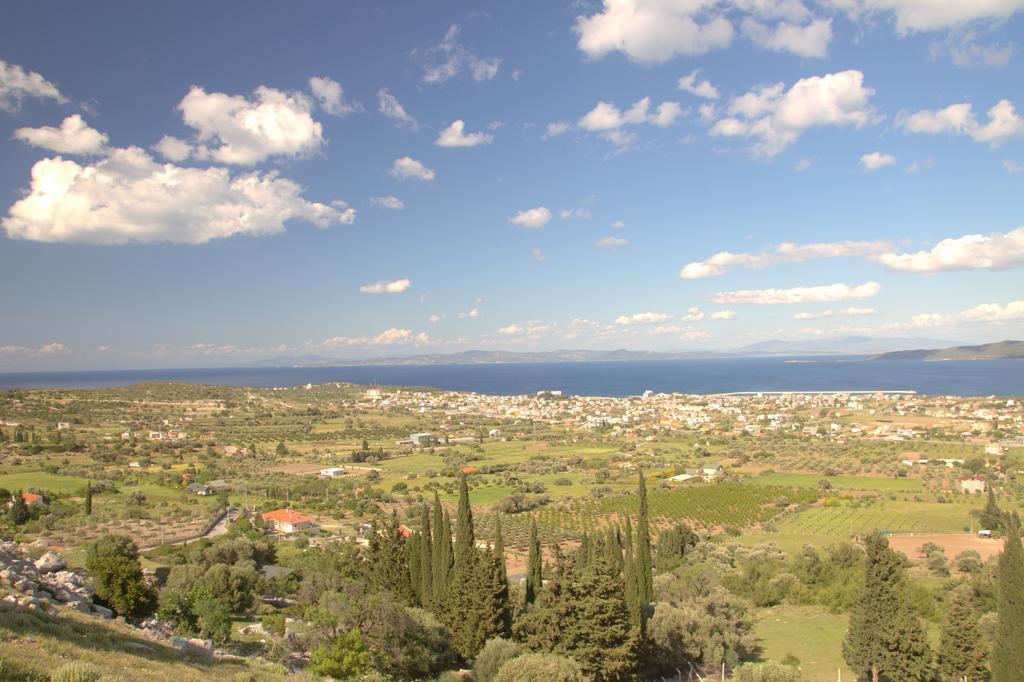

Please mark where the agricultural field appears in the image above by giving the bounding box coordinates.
[753,604,854,682]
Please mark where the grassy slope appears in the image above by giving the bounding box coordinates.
[753,604,854,681]
[0,604,289,681]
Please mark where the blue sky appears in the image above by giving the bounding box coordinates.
[1,0,1023,369]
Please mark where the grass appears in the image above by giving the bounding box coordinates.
[0,471,90,495]
[752,604,854,681]
[0,603,288,681]
[747,472,924,493]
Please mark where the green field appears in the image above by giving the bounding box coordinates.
[0,471,90,495]
[753,604,854,681]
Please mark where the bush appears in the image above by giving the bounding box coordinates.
[50,662,102,682]
[473,637,524,682]
[85,535,156,618]
[493,653,586,682]
[308,629,370,679]
[732,661,801,682]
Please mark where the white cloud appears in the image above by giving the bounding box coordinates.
[152,135,193,162]
[710,310,736,320]
[418,24,501,83]
[911,300,1024,328]
[933,30,1014,68]
[560,208,592,220]
[740,17,832,57]
[0,60,65,112]
[900,99,1024,147]
[429,314,444,323]
[308,76,359,116]
[824,0,1024,33]
[578,96,684,147]
[370,195,404,210]
[615,312,671,325]
[680,239,891,278]
[794,307,877,319]
[678,70,720,99]
[796,158,814,171]
[2,146,353,244]
[177,85,323,165]
[712,281,881,304]
[323,328,431,348]
[359,278,411,294]
[861,151,897,170]
[543,122,572,139]
[459,308,480,319]
[435,120,493,147]
[390,156,435,181]
[509,206,552,229]
[498,324,521,335]
[1004,160,1023,173]
[878,227,1024,272]
[596,236,628,247]
[532,248,546,261]
[14,115,107,154]
[574,0,735,64]
[709,70,879,156]
[682,306,705,322]
[378,88,417,129]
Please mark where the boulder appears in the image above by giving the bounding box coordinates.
[92,604,114,619]
[34,552,66,574]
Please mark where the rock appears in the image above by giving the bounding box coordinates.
[126,642,155,653]
[34,552,66,574]
[174,637,214,660]
[92,604,114,619]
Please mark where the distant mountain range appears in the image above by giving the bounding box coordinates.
[873,340,1024,361]
[249,336,968,367]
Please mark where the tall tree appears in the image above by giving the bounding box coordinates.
[7,490,29,525]
[622,517,641,629]
[431,493,453,603]
[367,512,413,604]
[636,472,653,606]
[843,531,932,682]
[418,504,433,606]
[993,513,1024,681]
[525,518,543,606]
[494,513,507,586]
[455,475,475,567]
[981,486,1004,533]
[937,585,988,682]
[84,481,93,516]
[408,531,422,605]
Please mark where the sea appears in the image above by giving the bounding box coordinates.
[0,356,1022,397]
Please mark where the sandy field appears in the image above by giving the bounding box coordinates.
[887,532,1006,561]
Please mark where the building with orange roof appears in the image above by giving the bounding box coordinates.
[261,508,317,534]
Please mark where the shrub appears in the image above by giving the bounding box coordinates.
[493,653,586,682]
[50,662,102,682]
[733,661,800,682]
[473,637,524,682]
[308,629,370,679]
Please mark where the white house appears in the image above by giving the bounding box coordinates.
[410,433,437,446]
[261,508,317,534]
[959,477,987,494]
[320,467,347,478]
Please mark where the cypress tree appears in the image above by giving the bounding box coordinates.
[84,481,93,516]
[635,472,653,605]
[526,517,543,605]
[408,531,422,604]
[367,511,413,604]
[981,486,1004,533]
[419,504,432,605]
[455,475,475,567]
[844,531,932,682]
[937,585,988,682]
[494,513,507,586]
[8,491,29,525]
[431,493,453,603]
[576,533,591,570]
[993,513,1024,681]
[622,517,640,629]
[604,525,621,573]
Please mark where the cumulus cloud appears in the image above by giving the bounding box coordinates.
[678,70,720,99]
[0,342,68,357]
[390,156,435,181]
[574,0,735,63]
[152,135,193,162]
[378,88,417,129]
[709,70,880,156]
[611,220,626,228]
[911,300,1024,328]
[543,122,572,139]
[0,60,65,112]
[596,236,628,247]
[14,115,107,155]
[794,307,877,319]
[359,278,411,294]
[560,208,592,220]
[615,312,671,325]
[435,119,493,147]
[824,0,1024,33]
[682,306,705,322]
[417,24,501,83]
[370,195,404,210]
[900,99,1024,146]
[323,328,431,347]
[509,206,552,229]
[308,76,359,116]
[878,227,1024,272]
[740,17,832,57]
[1004,160,1023,173]
[680,239,891,278]
[861,151,897,169]
[458,308,480,319]
[712,281,881,305]
[2,146,354,244]
[578,96,684,148]
[429,314,445,323]
[177,85,324,165]
[932,30,1014,68]
[710,310,736,320]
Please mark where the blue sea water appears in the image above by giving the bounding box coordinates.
[0,357,1021,396]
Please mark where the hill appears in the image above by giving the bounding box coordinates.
[873,340,1024,361]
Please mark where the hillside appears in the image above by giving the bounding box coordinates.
[873,340,1024,361]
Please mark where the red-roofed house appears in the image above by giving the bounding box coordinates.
[261,508,317,534]
[21,492,44,507]
[398,524,413,538]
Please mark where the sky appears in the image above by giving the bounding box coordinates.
[0,0,1023,370]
